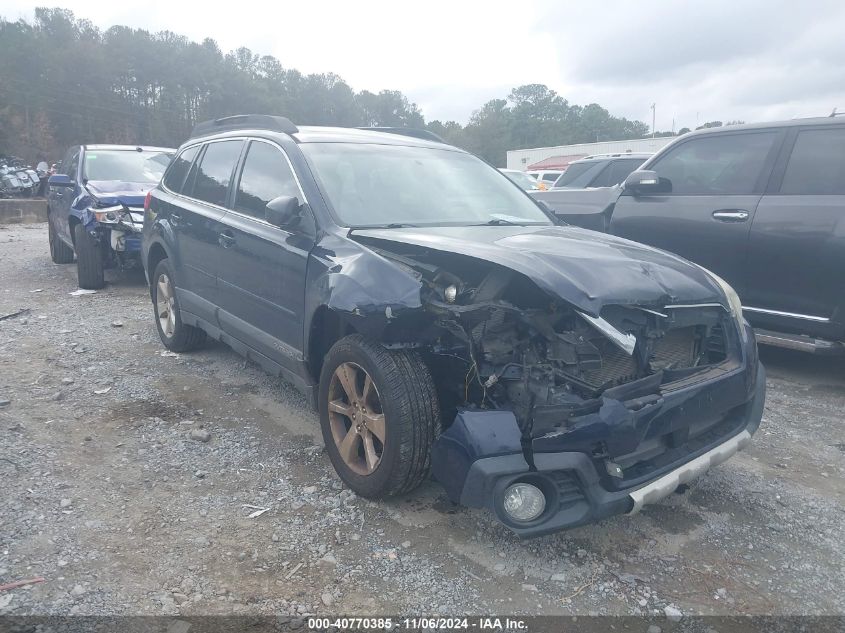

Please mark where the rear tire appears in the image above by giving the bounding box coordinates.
[49,219,74,264]
[318,334,440,498]
[73,223,104,289]
[151,258,206,352]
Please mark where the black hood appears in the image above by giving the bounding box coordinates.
[350,225,725,317]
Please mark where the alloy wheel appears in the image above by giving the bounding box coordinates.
[327,362,386,475]
[156,273,176,338]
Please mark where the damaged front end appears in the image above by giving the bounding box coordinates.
[345,235,765,537]
[74,191,145,266]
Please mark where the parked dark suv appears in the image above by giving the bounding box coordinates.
[142,115,764,537]
[534,117,845,353]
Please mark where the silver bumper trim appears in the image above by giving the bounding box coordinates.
[627,430,752,514]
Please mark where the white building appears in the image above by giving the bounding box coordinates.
[506,136,677,171]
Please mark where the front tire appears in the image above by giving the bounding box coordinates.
[318,334,440,498]
[73,223,104,289]
[49,218,74,264]
[151,258,206,352]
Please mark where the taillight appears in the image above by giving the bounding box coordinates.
[144,191,152,212]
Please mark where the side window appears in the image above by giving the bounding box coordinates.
[779,128,845,195]
[589,163,615,187]
[541,173,559,182]
[234,141,301,220]
[651,132,778,195]
[188,140,243,206]
[163,145,199,193]
[65,150,80,181]
[610,159,645,185]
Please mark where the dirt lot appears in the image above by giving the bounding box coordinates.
[1,223,843,619]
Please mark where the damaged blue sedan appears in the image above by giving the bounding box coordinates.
[142,116,765,538]
[48,144,174,288]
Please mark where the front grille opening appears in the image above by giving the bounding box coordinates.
[704,323,727,363]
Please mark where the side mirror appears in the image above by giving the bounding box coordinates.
[48,174,74,187]
[265,195,302,228]
[623,170,660,195]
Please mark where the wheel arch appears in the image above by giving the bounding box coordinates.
[307,306,358,385]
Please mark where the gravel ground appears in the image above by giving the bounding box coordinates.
[1,223,843,619]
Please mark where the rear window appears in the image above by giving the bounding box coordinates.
[188,140,243,206]
[779,128,845,195]
[553,162,598,187]
[163,146,199,193]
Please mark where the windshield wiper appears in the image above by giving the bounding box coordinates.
[476,218,524,226]
[383,222,418,228]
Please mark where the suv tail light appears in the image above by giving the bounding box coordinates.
[144,191,152,212]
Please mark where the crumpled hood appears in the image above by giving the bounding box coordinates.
[84,180,153,206]
[350,225,725,317]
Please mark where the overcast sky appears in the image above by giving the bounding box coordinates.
[2,0,844,131]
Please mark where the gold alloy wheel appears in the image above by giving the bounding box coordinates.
[327,362,386,475]
[156,273,176,338]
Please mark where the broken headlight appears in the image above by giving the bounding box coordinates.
[698,265,746,341]
[92,205,124,224]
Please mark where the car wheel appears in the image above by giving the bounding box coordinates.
[318,334,440,498]
[49,218,74,264]
[151,258,206,352]
[72,223,104,289]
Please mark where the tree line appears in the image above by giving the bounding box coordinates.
[2,8,664,167]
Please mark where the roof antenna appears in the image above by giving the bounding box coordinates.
[831,107,838,117]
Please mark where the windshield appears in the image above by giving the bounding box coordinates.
[501,170,539,190]
[302,143,553,228]
[83,150,173,183]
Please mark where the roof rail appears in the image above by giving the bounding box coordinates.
[356,127,446,143]
[190,114,298,139]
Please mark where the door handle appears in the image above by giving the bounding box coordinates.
[712,209,749,222]
[218,231,236,248]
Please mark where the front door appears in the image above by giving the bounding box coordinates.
[215,139,313,367]
[609,129,784,297]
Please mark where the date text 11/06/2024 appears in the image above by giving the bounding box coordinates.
[307,617,528,631]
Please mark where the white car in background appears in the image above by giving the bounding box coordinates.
[526,169,564,190]
[498,168,540,191]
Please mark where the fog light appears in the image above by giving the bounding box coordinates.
[444,284,457,303]
[503,483,545,522]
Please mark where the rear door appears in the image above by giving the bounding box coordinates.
[215,139,314,366]
[745,124,845,325]
[609,130,783,296]
[171,139,243,320]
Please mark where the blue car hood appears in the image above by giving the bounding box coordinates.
[84,180,154,206]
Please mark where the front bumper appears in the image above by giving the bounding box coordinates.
[431,341,766,538]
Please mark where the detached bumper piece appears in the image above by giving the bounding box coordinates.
[431,363,766,538]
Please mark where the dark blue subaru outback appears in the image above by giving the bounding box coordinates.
[142,115,765,538]
[47,144,174,288]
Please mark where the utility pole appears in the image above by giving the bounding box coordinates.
[651,103,656,138]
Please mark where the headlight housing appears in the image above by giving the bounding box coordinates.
[696,265,746,341]
[92,205,124,224]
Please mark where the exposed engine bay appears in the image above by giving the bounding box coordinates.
[355,241,735,443]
